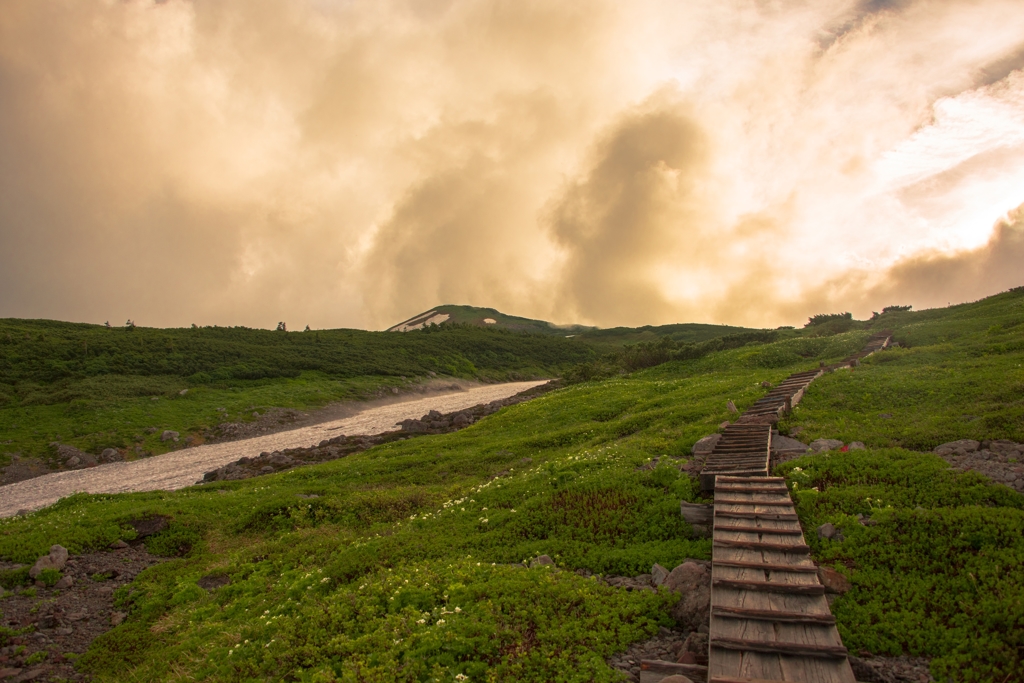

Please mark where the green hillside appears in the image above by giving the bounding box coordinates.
[1,289,1023,681]
[0,320,594,467]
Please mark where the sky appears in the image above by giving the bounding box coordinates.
[1,0,1023,331]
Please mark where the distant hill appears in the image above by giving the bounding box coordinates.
[387,304,756,350]
[387,305,595,335]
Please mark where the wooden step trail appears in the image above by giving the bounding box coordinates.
[709,476,855,683]
[688,332,892,682]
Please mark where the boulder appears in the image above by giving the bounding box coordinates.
[29,544,69,578]
[691,434,721,455]
[771,433,809,453]
[160,430,179,442]
[530,555,554,568]
[129,515,170,538]
[651,563,670,586]
[54,575,74,590]
[810,438,844,452]
[817,523,837,539]
[66,456,81,467]
[934,439,980,456]
[817,566,852,594]
[664,561,711,631]
[100,448,122,462]
[848,441,866,450]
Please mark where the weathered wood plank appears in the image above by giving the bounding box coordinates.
[712,606,836,624]
[710,637,848,658]
[712,559,817,573]
[712,579,825,595]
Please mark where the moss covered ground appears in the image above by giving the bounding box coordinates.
[0,288,1022,681]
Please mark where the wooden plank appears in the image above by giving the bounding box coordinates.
[713,540,810,553]
[713,487,788,494]
[712,525,803,536]
[712,579,824,595]
[710,637,848,658]
[715,512,799,521]
[712,560,817,573]
[640,660,709,676]
[712,606,835,624]
[713,499,792,507]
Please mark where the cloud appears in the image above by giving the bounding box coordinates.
[1,0,1024,331]
[863,204,1024,310]
[545,90,710,325]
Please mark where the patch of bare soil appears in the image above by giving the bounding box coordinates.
[0,545,164,682]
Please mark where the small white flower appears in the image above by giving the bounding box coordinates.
[436,619,446,625]
[454,606,461,613]
[417,619,425,624]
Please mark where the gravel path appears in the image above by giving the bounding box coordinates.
[0,381,546,518]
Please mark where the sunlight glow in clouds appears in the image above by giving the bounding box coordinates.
[0,0,1022,330]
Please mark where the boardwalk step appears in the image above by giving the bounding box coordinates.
[712,525,803,536]
[713,486,789,494]
[717,477,784,483]
[710,636,848,658]
[712,605,836,624]
[713,540,810,553]
[712,559,817,573]
[712,578,824,595]
[713,499,793,507]
[715,511,798,521]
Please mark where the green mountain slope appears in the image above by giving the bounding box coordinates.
[1,288,1022,681]
[0,320,595,465]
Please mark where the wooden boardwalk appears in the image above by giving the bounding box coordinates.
[709,476,855,683]
[694,331,892,682]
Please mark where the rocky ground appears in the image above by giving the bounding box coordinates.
[198,381,560,483]
[0,543,164,682]
[933,439,1024,493]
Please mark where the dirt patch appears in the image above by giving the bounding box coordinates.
[0,381,550,518]
[0,545,164,682]
[199,381,560,483]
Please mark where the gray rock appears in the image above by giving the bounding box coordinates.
[110,540,129,549]
[772,433,809,453]
[100,448,122,462]
[160,430,179,442]
[848,441,866,450]
[817,523,837,539]
[29,544,69,578]
[179,389,188,395]
[726,400,738,414]
[110,612,127,626]
[651,563,670,586]
[54,575,74,590]
[66,456,81,467]
[810,438,844,453]
[663,560,707,592]
[129,516,169,538]
[934,439,980,456]
[818,567,852,593]
[691,434,721,454]
[665,561,711,631]
[260,466,274,473]
[530,555,554,568]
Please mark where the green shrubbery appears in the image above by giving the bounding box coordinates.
[2,288,1024,680]
[779,449,1024,682]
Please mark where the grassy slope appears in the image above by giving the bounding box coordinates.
[0,321,595,465]
[0,290,1021,681]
